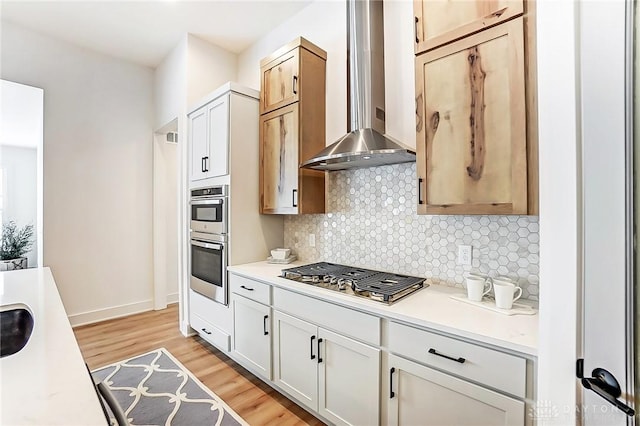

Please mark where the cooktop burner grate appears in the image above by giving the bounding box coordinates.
[281,262,426,304]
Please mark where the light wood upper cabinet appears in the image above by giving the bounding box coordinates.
[261,50,299,114]
[260,104,300,214]
[414,0,523,54]
[415,18,527,215]
[259,37,327,215]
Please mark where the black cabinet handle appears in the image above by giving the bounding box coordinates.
[201,328,212,335]
[203,156,209,172]
[390,367,396,399]
[292,189,298,207]
[263,315,269,335]
[240,285,254,291]
[310,335,316,360]
[418,178,424,205]
[414,16,419,44]
[201,157,206,173]
[428,348,466,364]
[317,338,324,363]
[293,75,298,94]
[577,359,635,416]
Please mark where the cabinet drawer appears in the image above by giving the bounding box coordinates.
[189,290,232,334]
[190,313,231,352]
[388,322,526,398]
[229,274,271,305]
[273,287,380,346]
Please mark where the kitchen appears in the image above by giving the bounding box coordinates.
[0,1,634,426]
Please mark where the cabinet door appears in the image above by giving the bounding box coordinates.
[206,95,229,178]
[415,18,527,215]
[388,354,524,426]
[260,103,299,214]
[414,0,523,54]
[232,295,271,380]
[189,106,208,182]
[272,310,318,411]
[317,328,380,426]
[260,49,299,114]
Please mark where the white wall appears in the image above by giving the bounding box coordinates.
[153,130,179,308]
[0,146,38,267]
[154,36,187,131]
[1,21,155,325]
[186,34,237,109]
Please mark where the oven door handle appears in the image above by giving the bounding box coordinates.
[191,240,223,250]
[190,199,223,205]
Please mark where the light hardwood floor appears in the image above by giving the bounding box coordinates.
[73,304,325,426]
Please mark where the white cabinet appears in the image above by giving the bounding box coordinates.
[388,354,524,426]
[231,294,271,380]
[317,328,380,426]
[189,290,231,352]
[273,310,380,426]
[273,310,318,410]
[188,94,229,182]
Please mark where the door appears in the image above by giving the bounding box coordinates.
[207,95,229,178]
[260,103,299,214]
[189,106,208,182]
[413,0,523,54]
[260,49,299,114]
[580,0,637,424]
[415,18,527,215]
[232,295,271,380]
[272,310,318,411]
[317,328,380,426]
[387,354,524,426]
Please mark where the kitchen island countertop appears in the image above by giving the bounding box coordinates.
[0,268,107,425]
[228,261,538,356]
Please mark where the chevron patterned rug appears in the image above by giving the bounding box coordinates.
[92,348,248,426]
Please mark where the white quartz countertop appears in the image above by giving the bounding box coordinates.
[0,268,107,425]
[228,261,538,356]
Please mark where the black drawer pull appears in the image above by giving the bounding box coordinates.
[414,16,419,44]
[310,335,316,360]
[418,178,424,205]
[263,315,269,335]
[240,285,254,291]
[201,328,212,335]
[390,367,396,399]
[428,348,466,364]
[317,338,323,363]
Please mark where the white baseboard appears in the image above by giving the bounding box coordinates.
[69,299,154,327]
[167,292,179,304]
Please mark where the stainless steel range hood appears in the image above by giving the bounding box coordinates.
[301,0,416,171]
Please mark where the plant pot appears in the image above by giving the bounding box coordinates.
[0,257,28,271]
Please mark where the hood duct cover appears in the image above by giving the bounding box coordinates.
[301,0,416,171]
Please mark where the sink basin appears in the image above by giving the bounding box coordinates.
[0,305,34,358]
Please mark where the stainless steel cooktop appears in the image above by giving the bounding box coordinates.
[280,262,426,305]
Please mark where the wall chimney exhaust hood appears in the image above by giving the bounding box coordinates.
[301,0,416,171]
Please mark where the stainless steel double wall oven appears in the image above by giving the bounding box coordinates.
[190,185,228,305]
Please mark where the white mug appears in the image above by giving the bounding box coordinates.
[493,277,522,309]
[464,273,492,302]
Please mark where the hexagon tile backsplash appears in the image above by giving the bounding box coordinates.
[284,163,540,301]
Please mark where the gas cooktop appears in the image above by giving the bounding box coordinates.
[280,262,426,305]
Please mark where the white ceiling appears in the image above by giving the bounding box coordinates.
[0,0,313,68]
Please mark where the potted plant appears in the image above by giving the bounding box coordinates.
[0,221,34,271]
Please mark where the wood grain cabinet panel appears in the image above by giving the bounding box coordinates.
[414,0,523,54]
[261,50,299,114]
[259,37,327,215]
[260,104,299,214]
[415,18,527,215]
